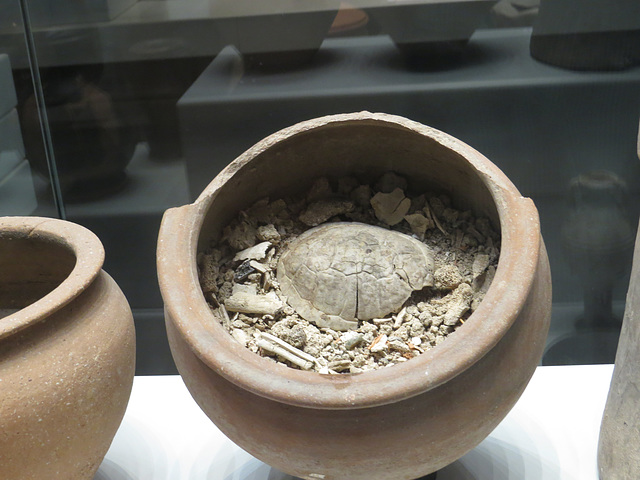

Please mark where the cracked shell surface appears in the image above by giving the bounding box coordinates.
[277,222,434,330]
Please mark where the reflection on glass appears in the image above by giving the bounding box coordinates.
[0,52,39,216]
[561,171,634,328]
[22,30,138,201]
[3,0,639,373]
[544,171,636,365]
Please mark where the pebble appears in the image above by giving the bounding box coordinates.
[342,331,365,350]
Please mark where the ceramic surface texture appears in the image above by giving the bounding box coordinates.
[0,217,136,479]
[158,112,552,480]
[598,123,640,479]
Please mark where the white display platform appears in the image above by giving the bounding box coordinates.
[97,364,614,479]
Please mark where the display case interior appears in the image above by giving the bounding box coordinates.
[1,0,639,375]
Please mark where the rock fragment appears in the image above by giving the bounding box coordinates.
[371,188,411,226]
[234,241,271,262]
[299,199,354,226]
[434,265,464,290]
[257,224,281,243]
[223,221,256,250]
[404,213,434,239]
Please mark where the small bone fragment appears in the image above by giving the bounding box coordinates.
[369,334,388,353]
[472,253,491,279]
[328,359,351,372]
[231,283,257,295]
[373,318,392,325]
[234,241,271,262]
[443,283,474,326]
[394,307,407,328]
[248,260,268,273]
[404,213,433,239]
[232,328,250,346]
[256,332,317,370]
[217,304,232,330]
[225,289,283,316]
[299,199,354,226]
[371,188,411,226]
[256,337,314,370]
[423,203,448,235]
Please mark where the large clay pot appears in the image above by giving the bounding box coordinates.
[0,217,136,479]
[157,112,552,480]
[598,123,640,479]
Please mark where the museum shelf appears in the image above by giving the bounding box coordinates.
[98,364,612,479]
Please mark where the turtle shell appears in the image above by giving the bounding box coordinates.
[277,222,434,330]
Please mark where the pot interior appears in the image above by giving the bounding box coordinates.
[198,120,500,251]
[0,233,76,318]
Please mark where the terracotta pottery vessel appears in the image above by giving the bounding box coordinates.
[598,122,640,479]
[158,112,552,480]
[0,217,136,479]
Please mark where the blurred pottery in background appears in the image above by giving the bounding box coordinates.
[214,1,340,70]
[530,0,640,71]
[21,30,139,201]
[368,0,497,64]
[0,216,136,479]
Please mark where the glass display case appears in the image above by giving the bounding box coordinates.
[2,0,639,375]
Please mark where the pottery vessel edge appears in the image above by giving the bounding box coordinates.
[0,216,136,479]
[158,111,549,410]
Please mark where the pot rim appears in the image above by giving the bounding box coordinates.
[158,111,542,409]
[0,216,105,340]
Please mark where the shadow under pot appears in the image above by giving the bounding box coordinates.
[157,112,552,480]
[0,216,136,480]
